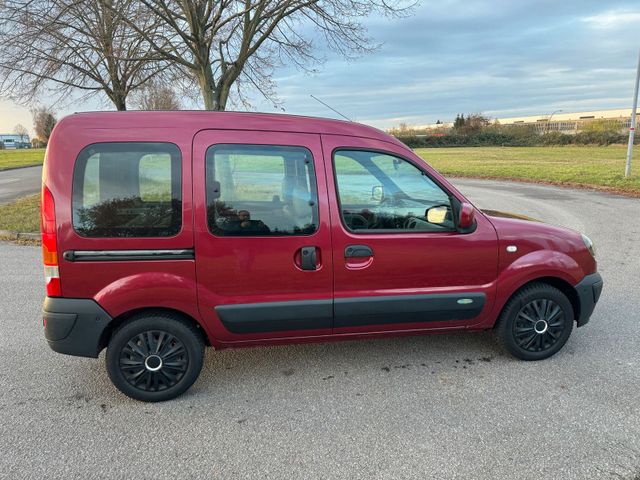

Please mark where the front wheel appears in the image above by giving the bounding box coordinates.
[106,312,205,402]
[496,283,574,361]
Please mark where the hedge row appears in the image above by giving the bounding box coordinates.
[396,130,637,148]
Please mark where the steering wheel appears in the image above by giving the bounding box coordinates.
[403,216,419,229]
[348,214,370,229]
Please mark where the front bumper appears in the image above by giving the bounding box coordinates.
[574,272,603,327]
[43,297,112,358]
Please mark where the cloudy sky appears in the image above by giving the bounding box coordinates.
[1,0,639,134]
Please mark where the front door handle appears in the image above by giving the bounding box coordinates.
[300,246,318,271]
[345,245,373,258]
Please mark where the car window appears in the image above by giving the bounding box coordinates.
[72,142,182,237]
[333,150,454,232]
[206,144,318,236]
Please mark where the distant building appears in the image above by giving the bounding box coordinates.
[0,134,31,149]
[414,108,634,134]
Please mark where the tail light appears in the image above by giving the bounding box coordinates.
[41,185,61,297]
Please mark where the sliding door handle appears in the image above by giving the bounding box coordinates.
[345,245,373,258]
[300,246,318,271]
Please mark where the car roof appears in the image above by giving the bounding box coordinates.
[58,110,408,149]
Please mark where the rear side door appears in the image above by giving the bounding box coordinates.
[322,134,499,334]
[193,130,333,343]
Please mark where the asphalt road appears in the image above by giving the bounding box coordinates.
[1,178,639,479]
[0,165,42,204]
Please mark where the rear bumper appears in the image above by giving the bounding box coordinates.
[43,297,112,358]
[575,272,603,327]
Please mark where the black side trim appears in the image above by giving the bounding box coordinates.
[43,297,112,358]
[334,293,486,328]
[216,299,332,334]
[575,272,603,327]
[216,294,485,334]
[63,249,194,262]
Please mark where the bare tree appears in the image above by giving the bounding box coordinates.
[459,113,491,134]
[117,0,414,110]
[32,107,57,143]
[0,0,171,110]
[132,80,182,110]
[13,124,29,144]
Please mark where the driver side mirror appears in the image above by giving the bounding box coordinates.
[426,205,448,224]
[457,202,475,231]
[371,185,384,202]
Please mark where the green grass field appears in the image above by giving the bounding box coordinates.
[0,149,46,171]
[0,195,40,232]
[2,145,638,194]
[415,145,640,196]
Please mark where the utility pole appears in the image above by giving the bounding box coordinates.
[547,109,562,134]
[626,49,640,178]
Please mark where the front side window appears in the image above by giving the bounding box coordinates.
[334,150,454,232]
[206,144,318,236]
[72,142,182,237]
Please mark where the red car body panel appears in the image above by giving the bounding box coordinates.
[321,134,499,334]
[192,130,334,344]
[41,111,598,351]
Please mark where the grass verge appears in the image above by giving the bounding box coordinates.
[0,149,46,171]
[415,145,640,196]
[0,195,40,232]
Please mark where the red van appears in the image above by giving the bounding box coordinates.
[41,112,602,401]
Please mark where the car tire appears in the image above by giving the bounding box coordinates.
[495,282,574,361]
[106,312,205,402]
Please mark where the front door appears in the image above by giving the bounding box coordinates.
[322,135,499,334]
[193,130,333,343]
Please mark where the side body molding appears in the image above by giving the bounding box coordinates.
[214,293,487,334]
[334,293,486,328]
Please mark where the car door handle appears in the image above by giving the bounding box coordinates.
[300,246,318,271]
[345,245,373,258]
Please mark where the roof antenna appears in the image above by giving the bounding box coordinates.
[310,95,352,122]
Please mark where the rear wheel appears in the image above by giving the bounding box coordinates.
[496,282,574,361]
[106,312,204,402]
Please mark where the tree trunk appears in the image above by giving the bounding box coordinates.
[215,81,231,111]
[114,96,127,111]
[107,91,127,110]
[196,62,237,111]
[197,64,219,110]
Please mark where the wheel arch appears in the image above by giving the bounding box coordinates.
[495,276,581,328]
[98,306,212,353]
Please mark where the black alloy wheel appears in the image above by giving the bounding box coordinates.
[496,282,574,361]
[106,312,204,402]
[119,331,189,392]
[513,299,566,353]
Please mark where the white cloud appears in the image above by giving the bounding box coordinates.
[581,10,640,29]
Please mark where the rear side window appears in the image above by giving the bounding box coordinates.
[72,142,182,237]
[206,144,318,236]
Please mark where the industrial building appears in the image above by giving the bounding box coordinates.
[0,133,31,149]
[417,108,634,133]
